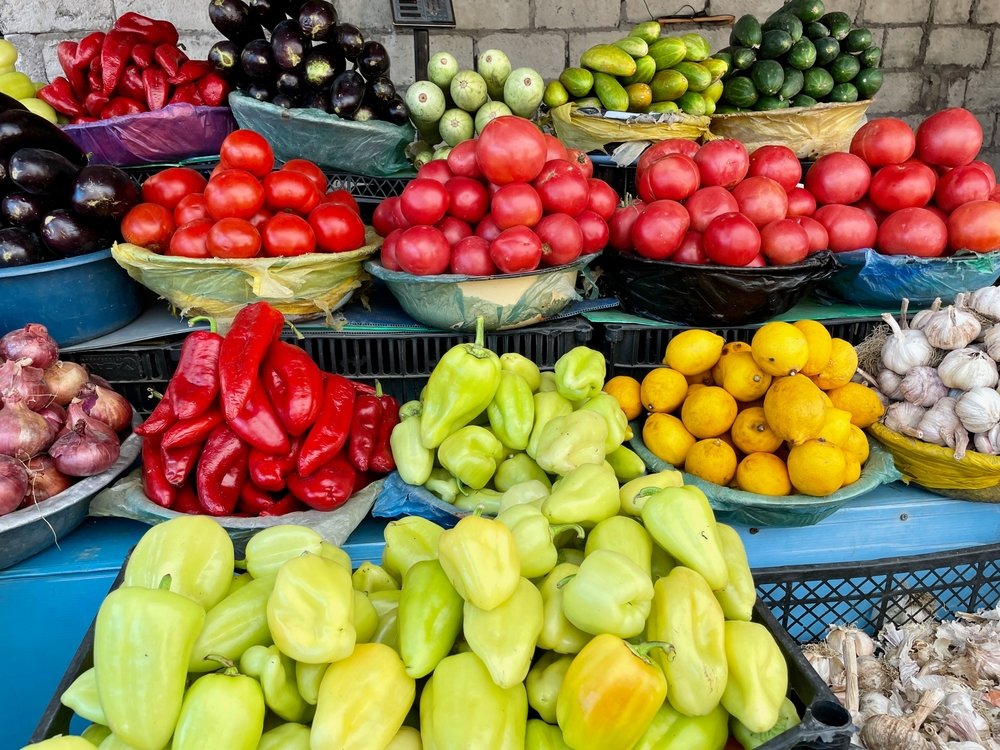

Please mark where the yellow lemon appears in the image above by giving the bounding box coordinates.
[730,407,783,454]
[817,407,853,447]
[736,453,792,496]
[787,439,847,496]
[827,382,885,428]
[751,322,810,377]
[842,455,862,487]
[712,340,752,383]
[684,438,738,486]
[793,320,833,377]
[686,369,715,387]
[680,386,738,439]
[605,375,643,420]
[640,368,688,414]
[642,413,696,466]
[843,424,870,464]
[720,351,773,402]
[810,338,859,390]
[663,330,725,375]
[763,374,828,445]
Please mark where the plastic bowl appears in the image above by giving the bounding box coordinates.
[0,249,143,346]
[600,251,836,326]
[365,253,600,332]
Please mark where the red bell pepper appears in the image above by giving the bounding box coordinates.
[84,91,110,117]
[219,302,286,422]
[136,385,175,437]
[141,67,170,111]
[170,319,223,420]
[197,73,231,107]
[286,453,357,511]
[298,374,356,477]
[348,386,384,473]
[249,436,302,492]
[100,96,146,119]
[113,13,179,48]
[227,386,290,455]
[259,493,308,517]
[369,389,399,474]
[162,408,224,450]
[237,481,279,515]
[262,341,323,437]
[37,78,85,118]
[196,424,249,516]
[162,440,202,487]
[173,483,204,514]
[168,82,203,105]
[130,43,154,69]
[57,41,86,97]
[75,32,105,68]
[119,65,146,102]
[168,60,210,86]
[141,433,176,508]
[153,44,188,78]
[101,29,140,95]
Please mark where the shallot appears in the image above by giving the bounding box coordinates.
[42,361,89,406]
[0,454,28,515]
[0,324,58,369]
[49,419,120,477]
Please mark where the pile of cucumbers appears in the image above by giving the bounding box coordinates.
[716,0,882,112]
[544,23,729,117]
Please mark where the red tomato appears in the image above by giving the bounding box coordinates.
[492,183,543,229]
[869,162,937,212]
[703,212,761,266]
[437,216,473,246]
[786,187,817,217]
[418,160,454,185]
[446,140,483,180]
[167,218,212,258]
[760,219,810,265]
[747,145,801,191]
[542,134,569,163]
[281,159,327,193]
[322,189,360,215]
[309,203,366,252]
[260,213,316,257]
[209,164,230,181]
[850,117,916,167]
[925,204,949,222]
[746,254,767,267]
[476,215,502,243]
[489,226,543,273]
[396,225,451,275]
[142,167,209,210]
[672,231,708,264]
[916,108,984,168]
[948,200,1000,252]
[992,186,1000,204]
[533,161,590,216]
[636,139,700,176]
[219,129,274,178]
[813,204,878,252]
[444,177,489,224]
[566,149,594,179]
[732,177,788,228]
[248,208,272,231]
[380,228,403,271]
[639,153,700,203]
[877,208,948,257]
[450,236,495,275]
[207,217,261,258]
[476,117,547,185]
[173,193,208,226]
[788,216,829,254]
[373,197,400,236]
[586,178,619,220]
[400,178,450,226]
[805,153,872,205]
[576,210,609,254]
[693,139,749,189]
[608,200,646,252]
[631,200,690,260]
[536,213,584,267]
[935,165,992,213]
[121,203,175,252]
[263,171,322,215]
[969,161,997,191]
[686,186,739,233]
[204,170,265,221]
[852,197,887,226]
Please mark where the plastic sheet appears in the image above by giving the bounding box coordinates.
[62,104,236,166]
[710,100,872,159]
[371,471,466,527]
[547,102,711,154]
[823,248,1000,307]
[600,251,836,326]
[229,92,414,177]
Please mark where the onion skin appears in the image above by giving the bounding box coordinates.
[20,455,73,507]
[76,384,133,434]
[36,402,67,435]
[0,359,54,412]
[0,397,56,460]
[43,361,89,406]
[0,324,58,370]
[49,419,120,477]
[0,454,28,515]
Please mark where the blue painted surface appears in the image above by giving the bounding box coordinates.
[4,482,1000,748]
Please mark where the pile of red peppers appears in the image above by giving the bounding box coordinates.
[137,301,397,517]
[38,13,231,123]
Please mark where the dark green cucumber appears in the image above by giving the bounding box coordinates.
[722,75,758,108]
[813,36,840,66]
[786,38,817,70]
[854,68,883,98]
[758,29,794,59]
[731,15,763,48]
[829,53,861,83]
[751,59,785,95]
[802,67,834,98]
[780,66,805,98]
[827,82,859,102]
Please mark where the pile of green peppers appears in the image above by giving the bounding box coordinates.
[30,477,800,750]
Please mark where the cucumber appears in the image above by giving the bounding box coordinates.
[843,28,873,53]
[854,68,883,99]
[630,21,662,45]
[802,67,834,98]
[827,82,859,102]
[731,15,762,49]
[581,45,637,77]
[751,59,785,95]
[613,36,649,58]
[702,57,729,83]
[621,55,657,85]
[791,93,817,108]
[813,36,840,66]
[626,82,653,111]
[704,79,724,104]
[682,33,712,61]
[543,80,569,108]
[647,37,687,70]
[673,61,712,92]
[559,67,594,98]
[784,0,825,22]
[732,47,757,70]
[829,53,861,83]
[575,96,602,109]
[786,38,817,70]
[779,66,805,99]
[650,68,689,101]
[593,71,630,111]
[714,104,741,114]
[763,12,803,42]
[820,12,852,41]
[722,76,758,108]
[645,100,680,113]
[704,97,716,115]
[713,50,734,71]
[756,95,790,110]
[860,46,882,68]
[758,29,794,59]
[676,91,707,116]
[804,21,829,40]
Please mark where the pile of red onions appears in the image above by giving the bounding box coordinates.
[0,324,134,517]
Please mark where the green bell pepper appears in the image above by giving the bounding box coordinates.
[641,485,729,590]
[123,516,234,610]
[579,393,630,453]
[526,653,574,724]
[526,719,572,749]
[391,410,436,486]
[620,471,684,516]
[499,479,550,513]
[382,516,444,580]
[535,410,608,476]
[554,346,606,402]
[266,552,355,664]
[495,453,551,493]
[438,511,521,611]
[420,318,502,449]
[538,563,591,654]
[526,391,573,459]
[94,580,206,750]
[354,589,379,642]
[352,562,400,595]
[561,549,654,638]
[453,487,503,515]
[244,525,322,579]
[542,462,619,527]
[498,503,583,579]
[721,621,789,733]
[584,515,653,577]
[605,445,646,482]
[715,523,757,622]
[420,652,527,750]
[501,352,542,392]
[646,566,728,717]
[370,589,401,651]
[398,559,464,678]
[81,725,111,746]
[538,371,558,392]
[464,576,544,688]
[731,697,799,749]
[488,371,535,450]
[171,663,265,750]
[61,668,106,725]
[257,723,311,750]
[294,661,327,705]
[240,645,313,723]
[633,702,729,750]
[189,573,275,672]
[438,425,505,490]
[424,467,461,504]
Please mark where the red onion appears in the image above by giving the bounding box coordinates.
[37,402,67,435]
[76,384,133,434]
[20,455,72,507]
[43,361,89,406]
[0,324,58,370]
[65,401,119,442]
[0,455,28,515]
[49,419,121,477]
[87,373,113,390]
[0,397,56,460]
[0,358,54,411]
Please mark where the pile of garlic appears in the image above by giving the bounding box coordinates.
[805,609,1000,750]
[871,287,1000,460]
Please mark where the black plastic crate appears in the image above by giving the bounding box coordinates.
[755,542,1000,645]
[592,159,637,200]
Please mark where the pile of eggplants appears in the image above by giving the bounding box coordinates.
[207,0,410,124]
[0,94,139,268]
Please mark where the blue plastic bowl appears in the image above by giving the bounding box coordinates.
[0,249,143,346]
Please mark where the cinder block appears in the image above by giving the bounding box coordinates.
[863,0,928,24]
[973,112,996,147]
[333,0,396,32]
[428,34,476,70]
[932,0,973,23]
[870,70,925,112]
[925,26,989,67]
[454,0,530,31]
[112,0,215,31]
[625,0,708,23]
[974,0,1000,24]
[946,71,969,107]
[380,32,416,86]
[2,33,48,83]
[536,0,620,30]
[0,0,113,33]
[882,26,925,68]
[964,67,1000,112]
[475,32,567,80]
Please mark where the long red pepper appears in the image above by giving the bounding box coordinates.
[119,65,146,103]
[196,424,249,516]
[162,441,201,487]
[168,83,202,105]
[197,73,230,107]
[261,340,323,437]
[161,407,223,450]
[141,433,176,508]
[142,67,170,111]
[237,481,279,515]
[259,493,308,517]
[154,44,188,78]
[170,317,223,420]
[348,386,384,472]
[135,384,176,437]
[130,43,154,69]
[84,92,111,118]
[100,97,145,118]
[74,32,105,68]
[57,42,86,97]
[219,302,285,422]
[297,374,356,477]
[227,386,290,455]
[369,390,400,474]
[37,78,84,118]
[113,13,180,47]
[286,453,357,511]
[249,436,302,492]
[101,30,140,95]
[168,60,211,86]
[174,483,203,514]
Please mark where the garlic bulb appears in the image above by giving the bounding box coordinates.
[899,367,948,407]
[938,348,1000,390]
[877,369,905,400]
[904,397,970,459]
[955,387,1000,434]
[974,424,1000,455]
[922,302,981,350]
[969,285,1000,321]
[910,297,942,331]
[983,324,1000,361]
[828,624,876,658]
[857,655,891,694]
[883,401,927,434]
[881,312,935,375]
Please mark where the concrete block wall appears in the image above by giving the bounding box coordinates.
[2,0,997,167]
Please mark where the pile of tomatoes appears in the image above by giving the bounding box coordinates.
[119,130,368,258]
[372,117,619,276]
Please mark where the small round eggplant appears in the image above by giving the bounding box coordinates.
[301,90,330,112]
[241,38,276,79]
[209,0,255,42]
[8,148,81,196]
[40,210,112,257]
[357,41,390,80]
[271,93,299,109]
[70,165,140,221]
[247,0,286,28]
[271,19,310,71]
[0,227,47,267]
[246,80,277,102]
[1,192,50,229]
[297,0,338,41]
[302,43,345,89]
[384,97,410,126]
[351,103,378,122]
[208,40,242,76]
[276,70,306,98]
[329,70,365,117]
[334,24,364,62]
